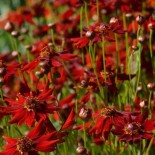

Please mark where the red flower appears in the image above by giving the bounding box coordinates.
[112,114,155,142]
[89,106,122,140]
[7,7,35,27]
[33,25,50,37]
[32,2,50,18]
[0,119,63,154]
[2,80,59,127]
[22,45,77,74]
[71,22,118,48]
[0,59,20,84]
[108,17,126,34]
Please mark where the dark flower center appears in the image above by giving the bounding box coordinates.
[101,107,116,117]
[40,46,54,58]
[124,122,141,135]
[24,96,44,111]
[17,137,33,154]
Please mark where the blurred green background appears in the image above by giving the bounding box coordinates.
[0,0,26,54]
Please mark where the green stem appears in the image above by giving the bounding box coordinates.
[123,13,129,73]
[96,0,99,22]
[134,45,143,100]
[83,121,86,148]
[148,90,152,117]
[0,87,4,103]
[63,143,67,155]
[51,29,57,50]
[84,2,89,26]
[80,6,85,65]
[101,36,108,104]
[89,42,104,101]
[149,29,153,58]
[145,136,154,155]
[114,33,120,73]
[149,29,155,82]
[102,36,106,84]
[80,6,83,37]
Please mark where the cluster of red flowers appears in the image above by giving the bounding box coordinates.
[0,0,155,154]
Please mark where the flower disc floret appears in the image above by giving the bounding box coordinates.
[101,107,116,117]
[24,96,43,111]
[17,137,33,154]
[124,122,141,135]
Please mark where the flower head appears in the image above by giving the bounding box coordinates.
[112,114,155,142]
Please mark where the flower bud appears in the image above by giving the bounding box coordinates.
[18,35,25,41]
[136,15,145,25]
[138,36,145,43]
[81,80,88,88]
[48,42,53,47]
[147,83,155,90]
[77,137,84,147]
[11,31,19,38]
[140,99,148,108]
[109,17,118,24]
[4,21,14,32]
[25,45,32,51]
[101,9,107,15]
[126,13,133,18]
[85,31,93,38]
[21,27,29,34]
[76,146,86,154]
[139,100,145,108]
[79,107,92,121]
[132,45,138,51]
[137,85,142,92]
[39,61,47,67]
[0,67,6,76]
[35,71,43,78]
[12,51,19,57]
[48,23,55,28]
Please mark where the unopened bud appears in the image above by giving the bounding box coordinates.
[48,42,53,47]
[18,35,25,41]
[110,17,118,24]
[4,21,14,32]
[35,71,43,78]
[85,31,93,38]
[137,85,142,92]
[81,80,88,88]
[139,100,145,108]
[25,45,32,51]
[11,31,19,38]
[79,107,92,120]
[76,146,86,154]
[0,67,5,76]
[126,13,133,18]
[48,23,55,28]
[21,27,29,34]
[136,15,145,25]
[12,51,19,57]
[77,137,84,147]
[132,45,138,51]
[138,36,145,43]
[147,83,155,90]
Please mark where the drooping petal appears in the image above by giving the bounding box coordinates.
[61,108,75,130]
